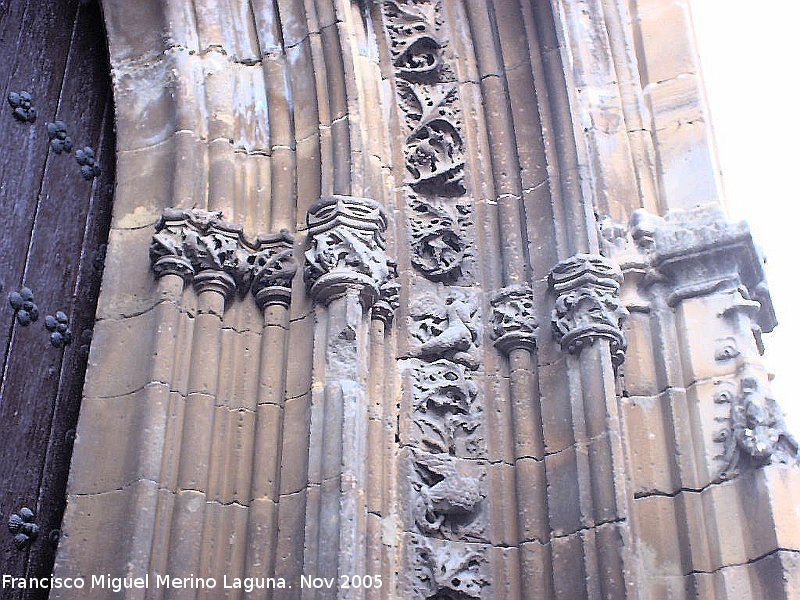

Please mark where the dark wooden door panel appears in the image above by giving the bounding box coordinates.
[0,0,81,368]
[0,1,113,597]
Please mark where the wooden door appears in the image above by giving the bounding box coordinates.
[0,0,114,596]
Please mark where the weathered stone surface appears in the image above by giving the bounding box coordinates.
[51,1,800,599]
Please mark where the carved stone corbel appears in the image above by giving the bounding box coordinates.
[490,284,538,354]
[303,195,393,309]
[549,254,628,366]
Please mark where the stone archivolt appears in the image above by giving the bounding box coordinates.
[549,254,628,366]
[385,2,490,594]
[385,0,471,280]
[149,208,297,306]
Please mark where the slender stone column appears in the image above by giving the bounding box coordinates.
[489,285,552,596]
[150,210,253,592]
[303,196,394,599]
[243,232,298,588]
[548,254,636,599]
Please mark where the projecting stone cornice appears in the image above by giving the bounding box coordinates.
[627,206,776,332]
[149,208,297,308]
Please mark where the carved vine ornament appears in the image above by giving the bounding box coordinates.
[384,1,489,595]
[149,208,297,310]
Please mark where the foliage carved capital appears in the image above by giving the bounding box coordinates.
[549,254,628,366]
[304,195,395,309]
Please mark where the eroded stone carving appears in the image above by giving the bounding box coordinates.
[409,291,480,369]
[304,195,394,307]
[410,359,483,457]
[411,450,485,540]
[714,376,798,479]
[550,254,628,366]
[250,230,297,309]
[384,0,452,83]
[399,82,465,197]
[374,271,401,325]
[407,535,489,599]
[408,196,470,282]
[490,284,538,353]
[150,208,297,306]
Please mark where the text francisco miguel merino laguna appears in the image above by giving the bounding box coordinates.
[3,573,383,592]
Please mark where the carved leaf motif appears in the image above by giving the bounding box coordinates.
[408,197,468,281]
[410,359,483,457]
[409,535,489,599]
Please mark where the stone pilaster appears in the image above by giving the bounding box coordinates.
[615,206,800,597]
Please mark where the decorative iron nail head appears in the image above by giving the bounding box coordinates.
[7,91,36,123]
[46,121,73,153]
[8,287,39,326]
[45,311,73,347]
[8,507,38,550]
[75,146,101,180]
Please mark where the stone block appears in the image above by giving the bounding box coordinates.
[114,57,178,151]
[69,383,170,495]
[632,495,684,577]
[623,393,679,496]
[635,0,697,86]
[274,489,307,584]
[83,307,161,399]
[279,393,311,495]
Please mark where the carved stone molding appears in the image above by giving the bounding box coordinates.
[304,195,394,308]
[490,284,538,354]
[549,254,628,366]
[713,375,798,479]
[149,208,297,307]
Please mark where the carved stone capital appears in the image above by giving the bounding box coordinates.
[250,230,297,310]
[373,274,401,325]
[549,254,628,366]
[150,208,298,307]
[304,195,393,308]
[150,209,251,299]
[490,284,538,354]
